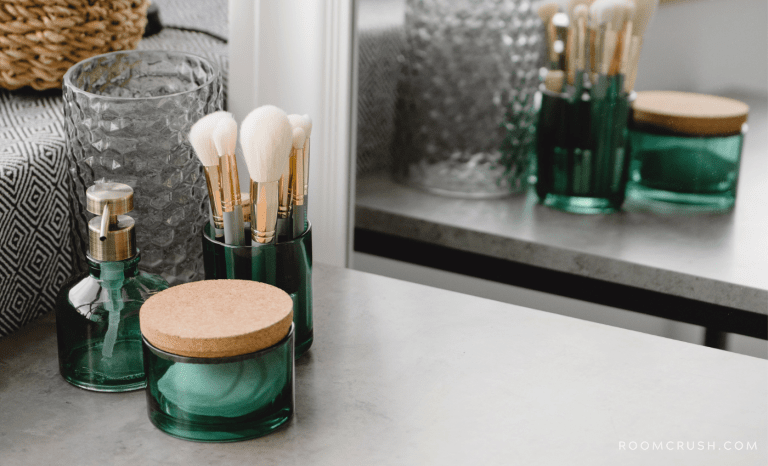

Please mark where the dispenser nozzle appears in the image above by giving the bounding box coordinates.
[99,205,110,242]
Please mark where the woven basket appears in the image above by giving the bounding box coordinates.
[0,0,149,91]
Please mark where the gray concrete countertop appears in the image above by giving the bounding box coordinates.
[1,264,766,465]
[356,95,768,314]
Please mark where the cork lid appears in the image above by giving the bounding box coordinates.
[140,280,293,358]
[632,91,749,136]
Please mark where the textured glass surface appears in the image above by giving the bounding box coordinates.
[202,224,313,359]
[143,327,294,442]
[63,51,223,284]
[56,254,169,392]
[535,89,631,214]
[627,129,744,210]
[392,0,543,198]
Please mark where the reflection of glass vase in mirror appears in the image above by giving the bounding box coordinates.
[63,51,223,284]
[393,0,543,198]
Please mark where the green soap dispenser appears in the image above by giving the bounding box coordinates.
[56,182,169,392]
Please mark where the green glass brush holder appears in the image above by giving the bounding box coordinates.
[143,326,295,442]
[202,224,313,358]
[535,88,633,214]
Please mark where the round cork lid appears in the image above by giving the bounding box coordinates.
[140,280,293,358]
[632,91,749,136]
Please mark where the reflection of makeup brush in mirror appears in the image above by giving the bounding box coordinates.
[615,1,635,88]
[537,3,560,69]
[572,4,589,95]
[551,12,570,73]
[190,113,227,239]
[241,105,293,246]
[625,0,658,92]
[213,114,245,246]
[565,1,590,86]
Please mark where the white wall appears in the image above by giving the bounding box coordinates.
[636,0,768,95]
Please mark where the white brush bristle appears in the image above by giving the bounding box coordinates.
[552,11,569,28]
[589,0,611,24]
[288,114,313,140]
[292,127,307,149]
[213,113,238,157]
[240,105,292,183]
[190,112,229,167]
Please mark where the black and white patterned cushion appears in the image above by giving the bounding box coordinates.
[0,0,228,337]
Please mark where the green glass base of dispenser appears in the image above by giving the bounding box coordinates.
[60,339,147,392]
[202,224,313,359]
[143,327,295,443]
[541,193,621,214]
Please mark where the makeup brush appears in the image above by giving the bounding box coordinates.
[241,105,293,245]
[213,113,245,246]
[288,114,313,238]
[616,1,636,87]
[277,126,307,240]
[572,4,589,95]
[537,3,560,69]
[190,112,228,239]
[625,0,658,92]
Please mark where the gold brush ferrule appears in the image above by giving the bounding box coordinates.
[293,144,305,206]
[302,138,310,197]
[278,150,296,218]
[219,151,242,212]
[250,180,279,244]
[203,165,225,229]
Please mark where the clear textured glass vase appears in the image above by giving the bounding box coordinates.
[56,254,169,392]
[63,50,223,284]
[392,0,543,198]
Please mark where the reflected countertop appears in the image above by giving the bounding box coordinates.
[355,94,768,314]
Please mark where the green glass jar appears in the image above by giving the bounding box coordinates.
[143,326,295,442]
[140,279,295,442]
[627,91,749,210]
[56,183,169,392]
[202,223,313,358]
[535,87,633,214]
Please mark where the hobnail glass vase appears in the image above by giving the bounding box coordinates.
[392,0,543,198]
[63,50,223,284]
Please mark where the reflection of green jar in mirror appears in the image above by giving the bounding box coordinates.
[56,183,168,392]
[627,91,748,210]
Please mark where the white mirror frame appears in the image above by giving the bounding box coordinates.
[229,0,357,268]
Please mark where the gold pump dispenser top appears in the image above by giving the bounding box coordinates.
[86,182,136,262]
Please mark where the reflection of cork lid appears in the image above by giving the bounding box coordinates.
[140,280,293,358]
[632,91,749,136]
